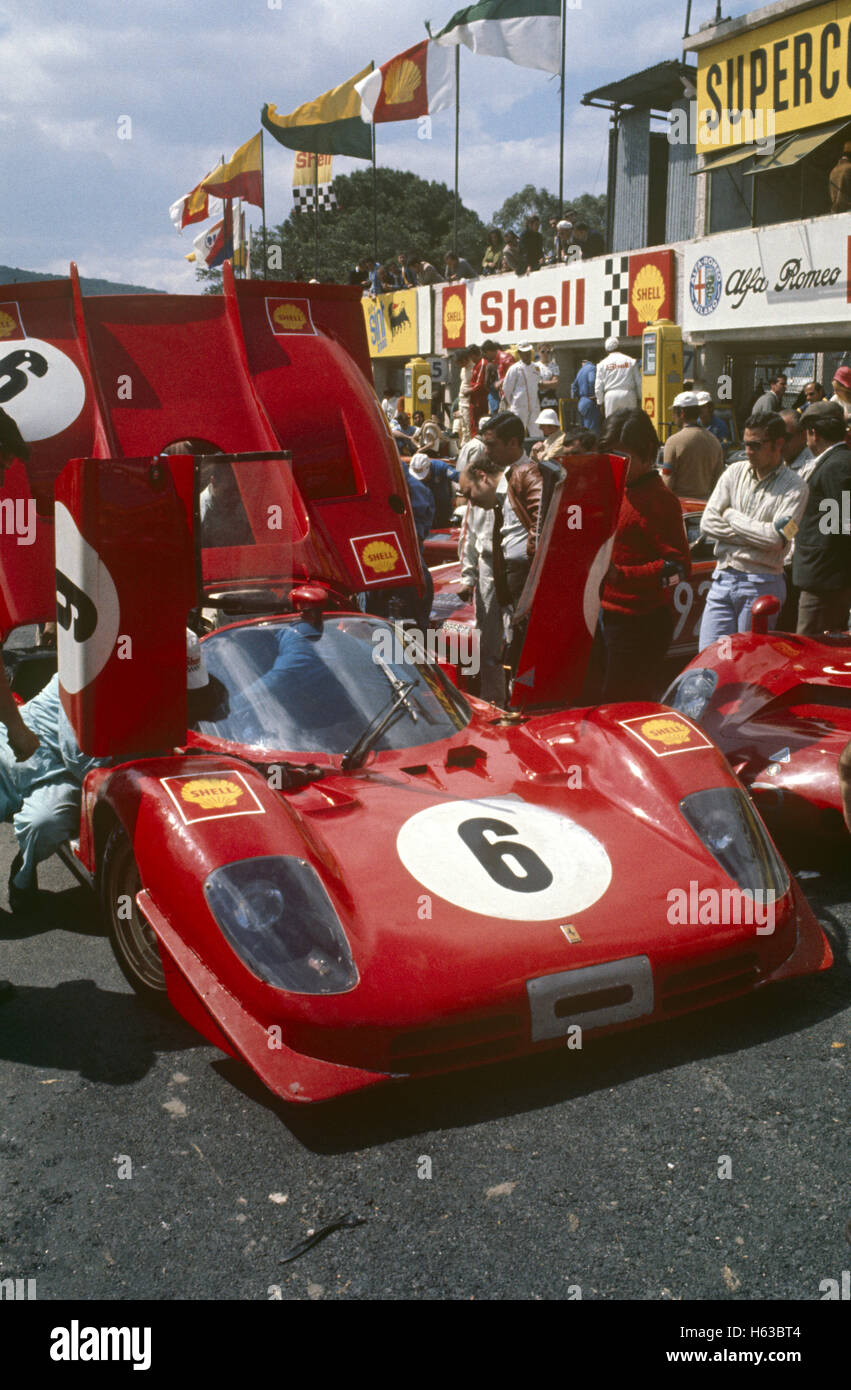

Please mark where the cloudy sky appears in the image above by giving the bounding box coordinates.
[0,0,755,292]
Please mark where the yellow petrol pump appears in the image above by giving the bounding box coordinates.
[641,319,682,442]
[404,357,432,420]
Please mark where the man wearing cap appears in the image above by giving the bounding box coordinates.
[530,409,564,462]
[554,219,576,263]
[571,356,601,433]
[500,346,540,437]
[792,400,851,635]
[829,141,851,213]
[697,391,730,445]
[661,392,725,500]
[829,365,851,424]
[408,450,459,529]
[698,412,809,650]
[595,337,641,419]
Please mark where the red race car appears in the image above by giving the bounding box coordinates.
[664,598,851,842]
[0,268,832,1106]
[427,499,716,673]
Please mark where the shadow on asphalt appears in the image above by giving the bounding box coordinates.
[0,979,198,1084]
[0,885,106,940]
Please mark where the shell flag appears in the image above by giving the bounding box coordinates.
[355,40,455,124]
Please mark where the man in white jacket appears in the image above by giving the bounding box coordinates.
[500,345,540,437]
[456,439,508,705]
[595,336,642,419]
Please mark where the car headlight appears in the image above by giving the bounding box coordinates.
[679,788,789,897]
[664,668,717,722]
[204,856,358,995]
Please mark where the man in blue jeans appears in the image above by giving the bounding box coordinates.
[698,413,810,650]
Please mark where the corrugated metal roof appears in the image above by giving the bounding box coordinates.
[582,61,694,112]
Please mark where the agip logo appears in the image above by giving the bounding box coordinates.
[689,256,723,317]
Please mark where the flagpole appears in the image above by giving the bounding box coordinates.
[558,0,566,214]
[371,124,378,264]
[313,148,320,280]
[453,46,460,254]
[260,128,268,280]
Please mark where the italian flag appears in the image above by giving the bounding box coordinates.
[429,0,561,75]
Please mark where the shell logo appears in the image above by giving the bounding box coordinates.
[0,310,18,339]
[361,540,400,574]
[639,717,692,747]
[631,264,666,325]
[385,57,422,105]
[273,303,307,331]
[181,777,244,810]
[443,293,464,335]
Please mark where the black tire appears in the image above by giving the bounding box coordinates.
[100,826,169,1008]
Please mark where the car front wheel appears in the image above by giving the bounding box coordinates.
[101,826,169,1007]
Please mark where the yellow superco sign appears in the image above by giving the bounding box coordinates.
[696,0,851,153]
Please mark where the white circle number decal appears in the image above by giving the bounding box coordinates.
[55,503,120,695]
[0,338,86,441]
[396,797,612,920]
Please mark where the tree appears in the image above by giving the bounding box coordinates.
[490,184,606,234]
[195,167,488,290]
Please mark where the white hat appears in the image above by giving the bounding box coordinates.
[556,219,572,230]
[408,452,432,480]
[517,343,533,354]
[418,420,444,449]
[478,415,492,432]
[604,336,619,352]
[695,391,713,406]
[186,628,209,690]
[536,408,561,427]
[673,390,700,409]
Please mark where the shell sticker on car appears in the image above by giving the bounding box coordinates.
[264,297,316,336]
[161,770,266,825]
[350,531,411,585]
[55,503,121,696]
[0,336,86,441]
[619,714,713,757]
[396,797,612,921]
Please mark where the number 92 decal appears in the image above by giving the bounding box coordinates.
[396,797,612,920]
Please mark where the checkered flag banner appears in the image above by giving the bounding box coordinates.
[602,255,630,340]
[292,183,337,213]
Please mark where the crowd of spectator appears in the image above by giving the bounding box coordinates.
[351,214,606,296]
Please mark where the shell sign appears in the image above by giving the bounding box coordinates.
[161,770,266,824]
[265,297,316,335]
[627,250,674,337]
[350,531,411,585]
[619,713,713,758]
[441,284,466,350]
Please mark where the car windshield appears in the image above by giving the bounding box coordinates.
[193,615,471,755]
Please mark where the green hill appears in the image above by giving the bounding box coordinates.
[0,265,163,295]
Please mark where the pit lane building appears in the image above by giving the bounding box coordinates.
[364,0,850,434]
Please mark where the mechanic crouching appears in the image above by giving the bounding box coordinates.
[0,631,210,914]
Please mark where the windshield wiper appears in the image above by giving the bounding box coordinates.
[374,650,419,722]
[341,678,419,773]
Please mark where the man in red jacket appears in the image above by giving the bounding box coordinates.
[597,409,691,701]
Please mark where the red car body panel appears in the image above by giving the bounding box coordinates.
[668,630,851,834]
[0,270,833,1104]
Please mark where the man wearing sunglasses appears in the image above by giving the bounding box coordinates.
[698,412,809,651]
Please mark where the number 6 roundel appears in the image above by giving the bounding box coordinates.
[396,797,612,920]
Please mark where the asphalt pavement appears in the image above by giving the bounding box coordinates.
[0,817,848,1306]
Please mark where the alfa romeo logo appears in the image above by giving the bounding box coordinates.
[689,255,722,316]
